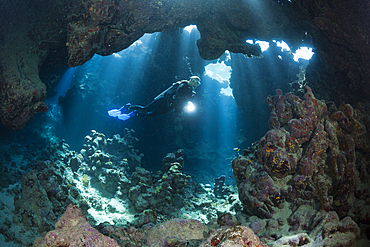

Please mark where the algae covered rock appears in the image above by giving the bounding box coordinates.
[128,150,192,213]
[33,204,120,247]
[200,225,263,247]
[145,218,207,246]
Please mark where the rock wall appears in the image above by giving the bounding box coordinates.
[0,0,306,129]
[296,0,370,104]
[232,86,370,243]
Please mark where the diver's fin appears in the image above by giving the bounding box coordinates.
[108,103,132,117]
[118,111,136,121]
[108,109,121,117]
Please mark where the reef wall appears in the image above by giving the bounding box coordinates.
[232,86,370,244]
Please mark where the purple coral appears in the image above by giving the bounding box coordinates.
[233,86,370,237]
[267,89,293,129]
[322,214,360,247]
[33,204,120,247]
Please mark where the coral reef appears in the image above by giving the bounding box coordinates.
[75,129,141,197]
[2,129,143,245]
[232,87,370,244]
[32,205,263,247]
[13,161,78,233]
[129,149,192,213]
[2,128,243,245]
[321,212,360,247]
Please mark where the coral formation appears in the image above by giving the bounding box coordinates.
[232,86,370,244]
[95,223,146,246]
[214,175,232,198]
[13,161,78,233]
[145,218,207,246]
[33,204,120,247]
[4,81,370,247]
[321,212,360,247]
[272,233,312,247]
[200,225,264,247]
[4,128,241,245]
[76,129,141,196]
[129,149,192,213]
[32,205,262,247]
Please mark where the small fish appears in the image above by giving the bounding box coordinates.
[233,148,240,152]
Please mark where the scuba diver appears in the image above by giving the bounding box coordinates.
[108,76,201,121]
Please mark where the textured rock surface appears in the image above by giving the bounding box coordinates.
[200,225,264,247]
[232,87,370,242]
[33,204,120,247]
[145,218,207,246]
[299,0,370,104]
[13,161,76,233]
[129,149,192,213]
[0,0,68,129]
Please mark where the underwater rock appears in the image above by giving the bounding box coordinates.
[162,149,184,173]
[257,128,302,178]
[214,175,232,198]
[96,223,146,246]
[71,129,141,197]
[0,0,67,130]
[134,209,157,228]
[248,218,267,236]
[13,161,78,234]
[14,169,56,233]
[286,87,327,145]
[145,218,207,246]
[321,212,361,247]
[33,204,120,247]
[129,167,154,212]
[267,89,293,129]
[216,212,238,228]
[267,87,327,145]
[287,205,317,232]
[232,86,370,239]
[299,0,370,104]
[166,160,191,194]
[82,129,142,172]
[128,150,192,214]
[232,155,282,218]
[0,24,48,130]
[272,233,312,247]
[200,225,263,247]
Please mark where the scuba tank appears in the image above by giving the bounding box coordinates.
[153,81,182,101]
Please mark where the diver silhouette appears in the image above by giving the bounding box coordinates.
[108,76,201,121]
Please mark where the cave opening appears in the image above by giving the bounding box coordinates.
[36,25,314,184]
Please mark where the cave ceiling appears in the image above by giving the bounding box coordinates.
[0,0,369,129]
